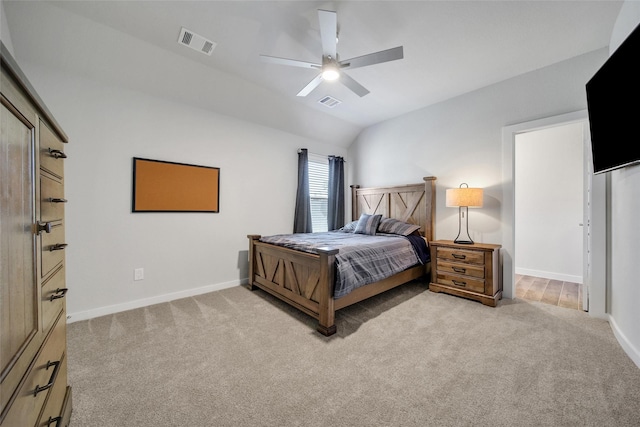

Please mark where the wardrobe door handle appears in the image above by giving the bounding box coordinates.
[50,243,68,252]
[50,288,69,301]
[33,360,61,396]
[46,416,62,427]
[37,221,53,234]
[49,198,68,203]
[48,148,67,159]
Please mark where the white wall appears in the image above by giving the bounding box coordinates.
[606,0,640,368]
[515,122,584,283]
[3,3,347,321]
[0,1,13,52]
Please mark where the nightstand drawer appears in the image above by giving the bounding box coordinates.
[436,273,485,293]
[436,247,484,265]
[436,259,484,278]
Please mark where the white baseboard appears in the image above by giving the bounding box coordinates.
[515,267,582,284]
[66,278,247,323]
[608,314,640,369]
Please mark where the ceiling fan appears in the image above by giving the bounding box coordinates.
[260,9,404,97]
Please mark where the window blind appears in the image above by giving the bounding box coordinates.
[308,155,328,232]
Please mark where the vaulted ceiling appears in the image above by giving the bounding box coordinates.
[3,1,623,146]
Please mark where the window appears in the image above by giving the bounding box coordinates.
[308,154,328,232]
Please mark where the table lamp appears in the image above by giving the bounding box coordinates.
[446,183,483,244]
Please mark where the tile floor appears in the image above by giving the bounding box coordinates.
[515,274,583,311]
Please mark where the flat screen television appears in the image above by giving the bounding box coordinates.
[586,22,640,174]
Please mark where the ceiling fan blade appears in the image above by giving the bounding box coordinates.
[260,55,320,69]
[297,74,324,97]
[318,9,337,58]
[340,72,370,97]
[339,46,404,70]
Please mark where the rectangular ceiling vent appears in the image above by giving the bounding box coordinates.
[318,95,342,108]
[178,27,216,56]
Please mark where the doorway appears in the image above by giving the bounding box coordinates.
[514,123,584,310]
[501,110,607,317]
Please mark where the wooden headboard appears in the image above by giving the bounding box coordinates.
[350,177,436,241]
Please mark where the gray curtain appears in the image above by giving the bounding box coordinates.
[293,149,312,233]
[327,155,345,231]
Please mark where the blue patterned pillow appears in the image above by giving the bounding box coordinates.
[378,217,421,236]
[354,213,382,235]
[339,220,358,233]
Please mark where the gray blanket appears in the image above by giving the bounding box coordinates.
[259,232,422,299]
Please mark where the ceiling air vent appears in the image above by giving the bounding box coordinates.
[318,95,342,108]
[178,27,216,56]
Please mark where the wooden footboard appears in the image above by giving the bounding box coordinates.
[247,235,338,335]
[246,176,436,336]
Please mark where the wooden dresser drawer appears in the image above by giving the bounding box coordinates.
[435,272,485,293]
[42,267,67,334]
[40,173,65,223]
[1,313,66,427]
[40,222,66,278]
[39,121,66,179]
[436,246,485,265]
[36,353,68,427]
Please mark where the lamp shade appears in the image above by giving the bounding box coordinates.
[446,187,483,207]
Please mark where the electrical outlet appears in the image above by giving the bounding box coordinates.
[134,268,144,281]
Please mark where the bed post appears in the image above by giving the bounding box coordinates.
[247,235,261,290]
[423,177,436,242]
[316,246,339,336]
[350,184,360,221]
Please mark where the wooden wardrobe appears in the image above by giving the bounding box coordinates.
[1,42,72,426]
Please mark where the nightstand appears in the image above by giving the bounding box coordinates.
[429,240,502,306]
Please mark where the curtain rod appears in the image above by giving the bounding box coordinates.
[298,149,345,161]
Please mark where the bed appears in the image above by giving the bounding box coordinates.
[247,177,436,336]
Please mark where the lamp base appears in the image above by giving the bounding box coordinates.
[454,206,475,245]
[454,239,474,245]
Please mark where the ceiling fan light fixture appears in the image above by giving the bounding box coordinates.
[259,9,403,97]
[322,65,340,81]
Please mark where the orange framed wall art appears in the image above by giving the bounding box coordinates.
[132,157,220,213]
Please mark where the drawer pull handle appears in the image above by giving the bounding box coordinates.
[49,198,68,203]
[50,243,68,251]
[50,288,69,301]
[452,254,466,260]
[37,221,53,234]
[452,267,466,273]
[33,360,61,396]
[48,148,67,159]
[452,280,467,287]
[47,416,62,427]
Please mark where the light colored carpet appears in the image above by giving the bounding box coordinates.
[67,280,640,426]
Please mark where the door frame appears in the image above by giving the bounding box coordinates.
[501,110,607,317]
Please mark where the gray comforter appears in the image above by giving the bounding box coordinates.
[259,231,423,298]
